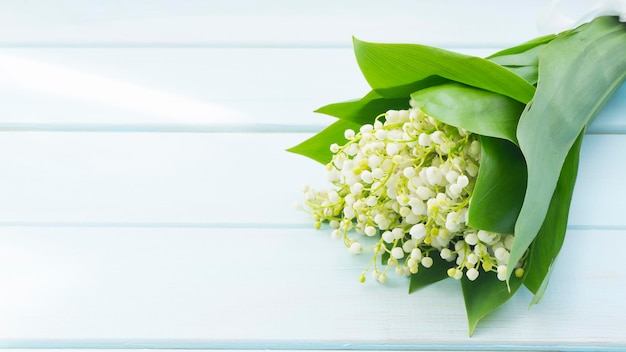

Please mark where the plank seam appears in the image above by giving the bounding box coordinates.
[0,221,622,231]
[0,124,623,134]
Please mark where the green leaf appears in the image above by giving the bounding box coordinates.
[467,136,527,234]
[316,90,409,124]
[410,83,525,145]
[353,38,535,103]
[486,39,554,85]
[485,35,558,85]
[524,131,584,302]
[462,269,525,336]
[408,255,450,293]
[286,119,361,164]
[488,44,545,67]
[486,34,557,59]
[508,16,626,281]
[502,65,539,85]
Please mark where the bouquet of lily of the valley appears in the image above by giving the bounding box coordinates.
[288,16,626,335]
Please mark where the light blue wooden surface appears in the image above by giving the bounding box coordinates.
[0,1,625,351]
[0,0,547,47]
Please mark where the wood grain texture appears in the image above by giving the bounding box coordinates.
[0,1,625,350]
[0,48,623,131]
[0,132,623,229]
[0,227,624,350]
[0,0,546,47]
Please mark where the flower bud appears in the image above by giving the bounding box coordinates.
[421,256,434,268]
[466,268,479,281]
[391,247,405,259]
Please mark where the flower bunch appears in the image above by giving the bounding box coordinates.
[289,16,626,335]
[302,102,525,284]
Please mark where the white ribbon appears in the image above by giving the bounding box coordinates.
[538,0,626,34]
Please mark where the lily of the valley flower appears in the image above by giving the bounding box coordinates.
[302,100,526,283]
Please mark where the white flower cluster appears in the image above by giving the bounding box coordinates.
[302,100,525,283]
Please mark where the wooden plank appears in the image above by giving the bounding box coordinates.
[0,47,463,128]
[0,48,623,131]
[0,226,623,350]
[0,0,546,47]
[0,132,623,228]
[0,132,314,225]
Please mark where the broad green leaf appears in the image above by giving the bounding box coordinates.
[509,16,626,281]
[462,269,525,336]
[524,132,584,302]
[487,34,557,59]
[408,255,450,293]
[467,136,527,234]
[353,38,535,103]
[502,65,539,85]
[316,90,409,124]
[410,83,525,144]
[286,119,361,164]
[485,34,556,85]
[488,44,545,67]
